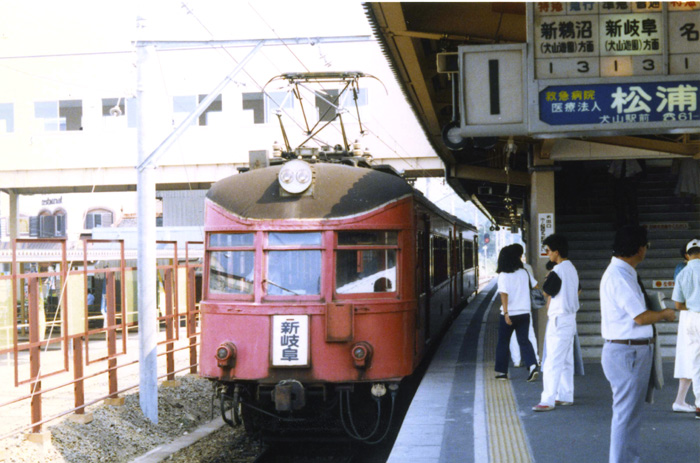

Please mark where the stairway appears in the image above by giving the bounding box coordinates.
[556,160,697,360]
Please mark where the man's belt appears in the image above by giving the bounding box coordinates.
[606,339,653,345]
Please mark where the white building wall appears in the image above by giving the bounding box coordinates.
[0,2,443,242]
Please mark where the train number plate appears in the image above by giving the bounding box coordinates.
[271,315,310,367]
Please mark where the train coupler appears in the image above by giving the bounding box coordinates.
[272,379,305,411]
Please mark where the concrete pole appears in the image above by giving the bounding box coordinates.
[136,40,159,424]
[528,144,555,356]
[8,191,18,243]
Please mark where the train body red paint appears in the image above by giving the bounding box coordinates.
[199,160,478,439]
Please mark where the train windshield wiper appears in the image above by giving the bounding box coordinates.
[264,279,300,296]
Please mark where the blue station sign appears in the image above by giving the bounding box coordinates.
[539,80,699,126]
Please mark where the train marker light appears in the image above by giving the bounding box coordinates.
[215,342,237,368]
[351,341,373,369]
[371,383,387,397]
[278,160,313,195]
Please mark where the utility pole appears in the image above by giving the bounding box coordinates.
[136,36,161,424]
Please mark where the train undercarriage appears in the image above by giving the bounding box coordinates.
[216,380,400,443]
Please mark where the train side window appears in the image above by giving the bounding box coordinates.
[336,231,398,294]
[464,240,474,269]
[432,236,448,285]
[207,233,255,296]
[265,232,322,297]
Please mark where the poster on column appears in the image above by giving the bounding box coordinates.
[538,213,554,257]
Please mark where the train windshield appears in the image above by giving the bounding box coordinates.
[208,233,255,295]
[336,231,398,294]
[266,232,322,296]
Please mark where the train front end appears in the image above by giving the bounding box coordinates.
[199,158,417,439]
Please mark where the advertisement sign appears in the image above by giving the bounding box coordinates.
[539,80,700,126]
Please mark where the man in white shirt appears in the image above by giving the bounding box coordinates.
[532,234,579,412]
[600,225,676,463]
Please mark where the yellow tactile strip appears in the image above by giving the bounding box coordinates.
[483,305,533,463]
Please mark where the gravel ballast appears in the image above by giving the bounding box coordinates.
[0,375,257,463]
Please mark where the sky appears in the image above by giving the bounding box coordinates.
[0,1,373,56]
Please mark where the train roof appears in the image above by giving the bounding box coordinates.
[206,163,414,220]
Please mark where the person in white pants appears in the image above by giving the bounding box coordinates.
[533,234,580,411]
[672,238,700,420]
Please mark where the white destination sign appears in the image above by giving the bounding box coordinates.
[271,315,309,367]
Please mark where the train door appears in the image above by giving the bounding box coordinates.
[448,230,454,311]
[416,213,431,348]
[458,232,464,299]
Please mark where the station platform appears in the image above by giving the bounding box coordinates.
[388,280,700,463]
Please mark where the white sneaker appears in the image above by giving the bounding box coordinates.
[672,402,696,413]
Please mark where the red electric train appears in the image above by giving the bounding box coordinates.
[199,148,478,441]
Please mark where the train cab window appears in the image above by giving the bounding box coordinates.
[336,231,398,294]
[207,233,255,295]
[265,232,322,296]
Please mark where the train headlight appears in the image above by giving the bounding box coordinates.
[278,160,313,194]
[215,342,237,368]
[351,341,373,369]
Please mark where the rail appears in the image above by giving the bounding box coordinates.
[0,238,204,439]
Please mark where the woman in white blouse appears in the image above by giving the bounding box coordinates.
[495,246,539,382]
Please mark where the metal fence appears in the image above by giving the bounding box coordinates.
[0,239,203,438]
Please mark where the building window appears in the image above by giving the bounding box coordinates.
[34,100,82,131]
[315,89,368,123]
[242,92,294,124]
[242,93,264,124]
[315,89,340,122]
[126,97,138,128]
[102,98,126,129]
[102,98,125,117]
[85,209,113,229]
[198,94,222,126]
[60,100,82,131]
[340,88,368,107]
[35,102,58,131]
[32,209,66,238]
[173,96,197,126]
[0,103,14,133]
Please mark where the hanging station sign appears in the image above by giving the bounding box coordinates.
[526,2,700,137]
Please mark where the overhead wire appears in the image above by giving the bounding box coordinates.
[183,1,437,177]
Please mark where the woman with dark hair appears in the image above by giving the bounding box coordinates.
[508,244,540,368]
[495,246,539,381]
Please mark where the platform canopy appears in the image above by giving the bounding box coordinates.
[364,2,700,227]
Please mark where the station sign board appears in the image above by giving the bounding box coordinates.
[538,213,554,257]
[539,80,699,126]
[527,2,700,137]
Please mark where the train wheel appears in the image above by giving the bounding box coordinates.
[241,401,262,437]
